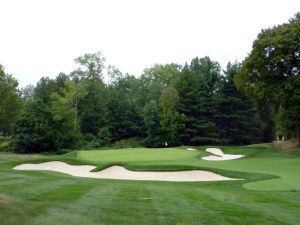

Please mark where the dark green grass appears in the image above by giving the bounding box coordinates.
[1,146,300,225]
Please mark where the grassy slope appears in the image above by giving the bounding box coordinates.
[1,146,300,225]
[77,146,300,191]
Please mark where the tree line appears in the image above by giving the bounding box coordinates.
[1,13,299,152]
[0,54,273,153]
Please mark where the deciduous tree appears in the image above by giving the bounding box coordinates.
[235,13,300,145]
[0,65,22,135]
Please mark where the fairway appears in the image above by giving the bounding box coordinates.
[1,2,300,224]
[1,146,300,225]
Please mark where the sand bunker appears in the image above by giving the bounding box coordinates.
[202,148,245,161]
[13,161,239,182]
[187,147,196,151]
[206,148,224,156]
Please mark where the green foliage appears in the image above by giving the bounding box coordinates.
[72,53,110,136]
[158,86,184,146]
[139,64,181,103]
[20,84,35,102]
[97,127,112,146]
[177,57,221,145]
[108,74,143,140]
[275,106,296,139]
[0,65,22,135]
[111,137,142,149]
[51,79,87,148]
[13,100,60,153]
[0,136,11,151]
[34,73,68,105]
[10,50,271,152]
[215,62,263,145]
[142,101,161,147]
[235,14,300,143]
[79,78,109,135]
[258,104,275,142]
[73,51,105,80]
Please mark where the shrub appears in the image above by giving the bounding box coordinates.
[112,137,142,148]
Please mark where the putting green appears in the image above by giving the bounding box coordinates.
[77,147,200,163]
[77,147,300,191]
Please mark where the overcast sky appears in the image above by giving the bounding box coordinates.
[0,0,299,87]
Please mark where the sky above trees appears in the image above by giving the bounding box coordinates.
[0,0,299,87]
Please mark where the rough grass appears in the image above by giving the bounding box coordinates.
[1,146,300,225]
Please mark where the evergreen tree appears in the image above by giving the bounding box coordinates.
[258,104,275,143]
[215,62,262,145]
[142,100,161,147]
[177,57,221,145]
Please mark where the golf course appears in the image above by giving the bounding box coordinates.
[1,144,300,225]
[1,2,300,224]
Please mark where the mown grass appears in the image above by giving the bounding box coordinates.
[76,146,300,191]
[1,146,300,225]
[77,147,200,163]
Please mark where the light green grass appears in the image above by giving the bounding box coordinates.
[77,146,300,191]
[1,146,300,225]
[77,147,200,163]
[183,156,300,191]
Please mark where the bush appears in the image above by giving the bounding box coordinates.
[97,127,112,146]
[111,137,142,148]
[13,100,60,153]
[0,136,11,151]
[81,128,112,149]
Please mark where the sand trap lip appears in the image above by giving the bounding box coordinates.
[206,148,224,156]
[13,161,240,182]
[202,148,245,161]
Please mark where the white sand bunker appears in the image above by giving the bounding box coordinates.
[187,147,196,151]
[202,148,245,161]
[13,161,239,182]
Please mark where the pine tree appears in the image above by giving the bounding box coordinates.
[177,57,221,145]
[215,62,262,145]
